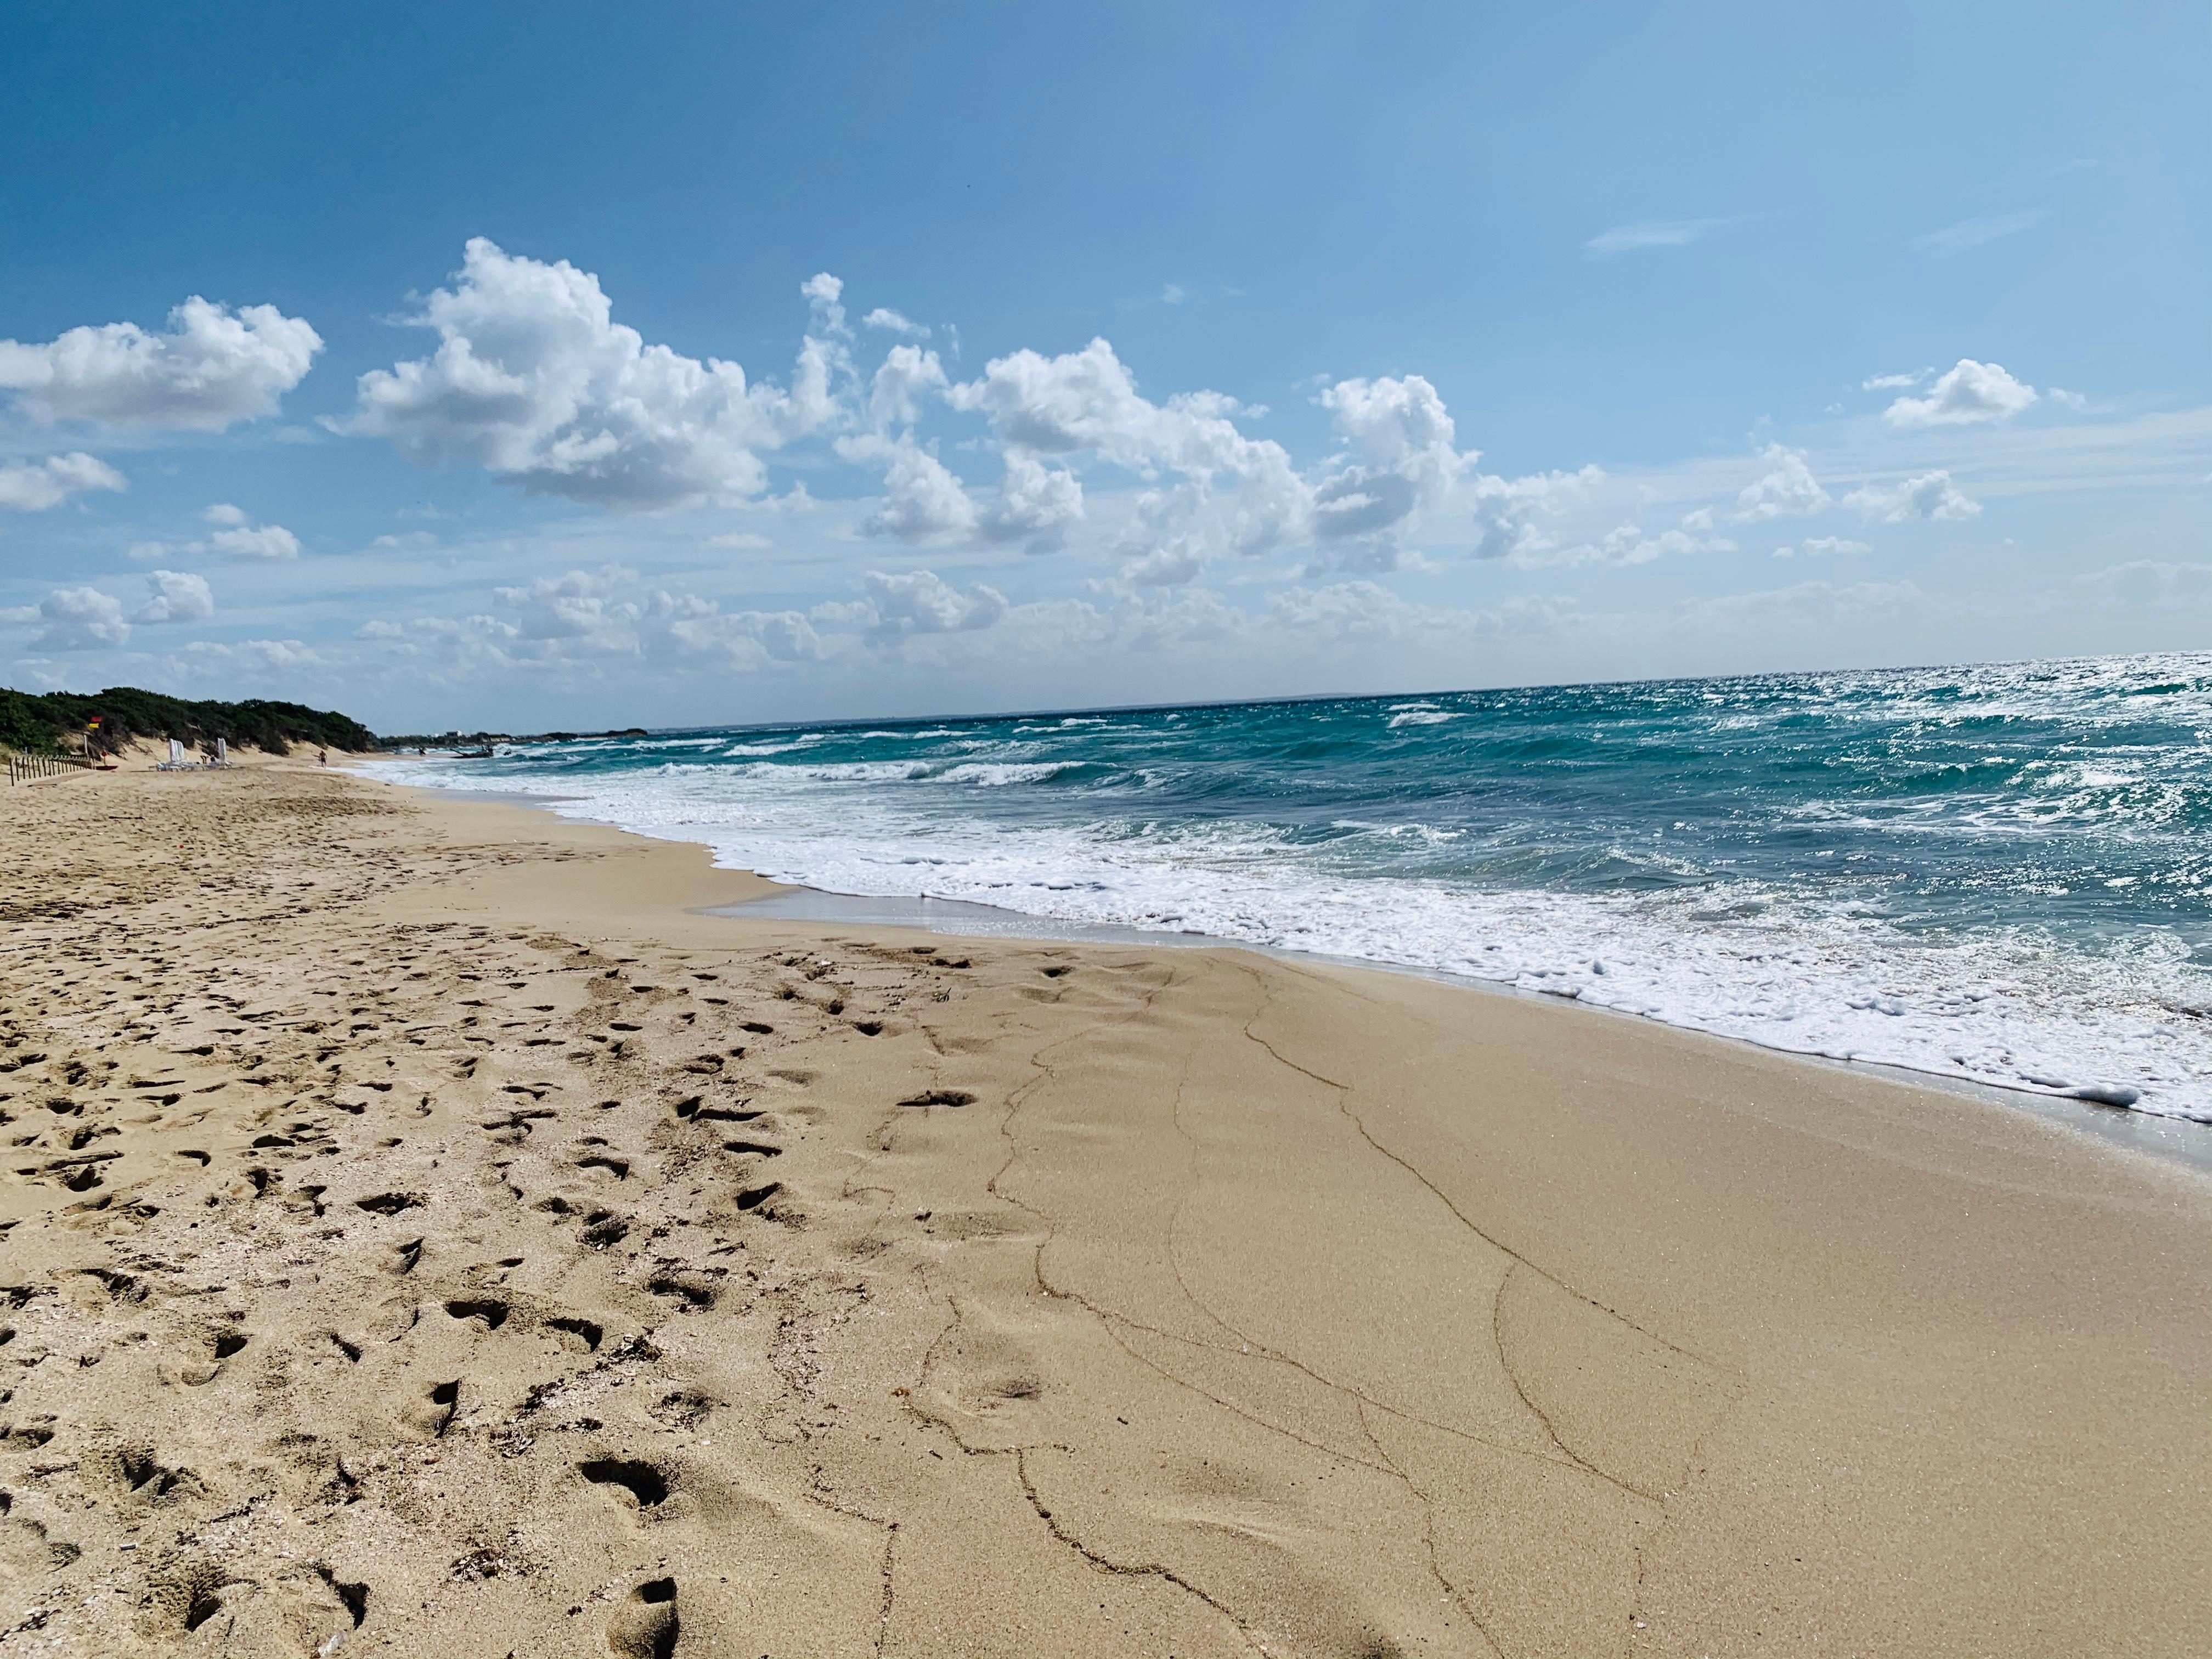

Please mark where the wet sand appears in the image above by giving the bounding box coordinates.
[2,760,2208,1656]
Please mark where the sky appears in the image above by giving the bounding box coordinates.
[2,1,2207,733]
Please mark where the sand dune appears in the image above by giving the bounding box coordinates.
[0,763,2207,1656]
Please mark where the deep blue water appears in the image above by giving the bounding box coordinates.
[379,654,2212,1120]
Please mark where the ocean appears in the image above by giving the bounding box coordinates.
[373,653,2212,1122]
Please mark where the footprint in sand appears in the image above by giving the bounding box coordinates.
[401,1379,461,1439]
[443,1298,509,1332]
[543,1316,602,1353]
[645,1273,719,1310]
[578,1457,669,1509]
[605,1576,679,1659]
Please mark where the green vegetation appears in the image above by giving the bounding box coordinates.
[0,685,375,758]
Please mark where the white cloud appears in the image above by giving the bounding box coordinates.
[1861,370,1927,391]
[1843,470,1982,522]
[1802,535,1871,555]
[1311,375,1462,540]
[340,239,842,509]
[182,637,319,671]
[978,451,1084,551]
[1159,283,1188,306]
[0,297,321,431]
[1470,467,1602,563]
[866,344,949,431]
[1121,535,1206,587]
[945,336,1311,569]
[134,569,216,624]
[1734,443,1830,521]
[127,510,303,562]
[946,338,1291,484]
[861,308,930,339]
[837,433,977,541]
[30,586,131,650]
[458,565,823,666]
[1523,522,1733,568]
[848,568,1007,644]
[800,273,847,334]
[1583,217,1736,257]
[1912,210,2048,257]
[0,452,126,512]
[705,531,772,551]
[2048,387,2087,410]
[207,521,302,560]
[1883,359,2038,427]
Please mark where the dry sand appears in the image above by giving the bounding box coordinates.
[1,760,2208,1657]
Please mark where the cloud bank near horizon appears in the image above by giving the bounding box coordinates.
[0,238,2184,720]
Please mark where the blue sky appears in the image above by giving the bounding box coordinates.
[2,1,2207,732]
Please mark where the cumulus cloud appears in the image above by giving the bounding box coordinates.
[29,586,132,650]
[861,308,929,338]
[866,345,949,431]
[1883,359,2038,427]
[844,569,1007,645]
[946,338,1297,494]
[340,239,841,508]
[1734,443,1830,521]
[1843,470,1982,522]
[207,521,302,560]
[1308,375,1462,555]
[1861,370,1926,391]
[1469,467,1601,564]
[0,297,321,431]
[978,450,1083,551]
[1121,536,1206,588]
[945,336,1311,570]
[0,452,126,512]
[839,435,977,541]
[134,569,216,623]
[129,509,303,562]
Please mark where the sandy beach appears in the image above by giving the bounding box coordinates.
[1,758,2208,1657]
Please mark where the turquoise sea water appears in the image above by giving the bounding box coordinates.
[376,654,2212,1120]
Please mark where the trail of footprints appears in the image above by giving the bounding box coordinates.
[0,769,1034,1656]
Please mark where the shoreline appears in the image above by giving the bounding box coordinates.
[365,766,2212,1180]
[8,760,2211,1656]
